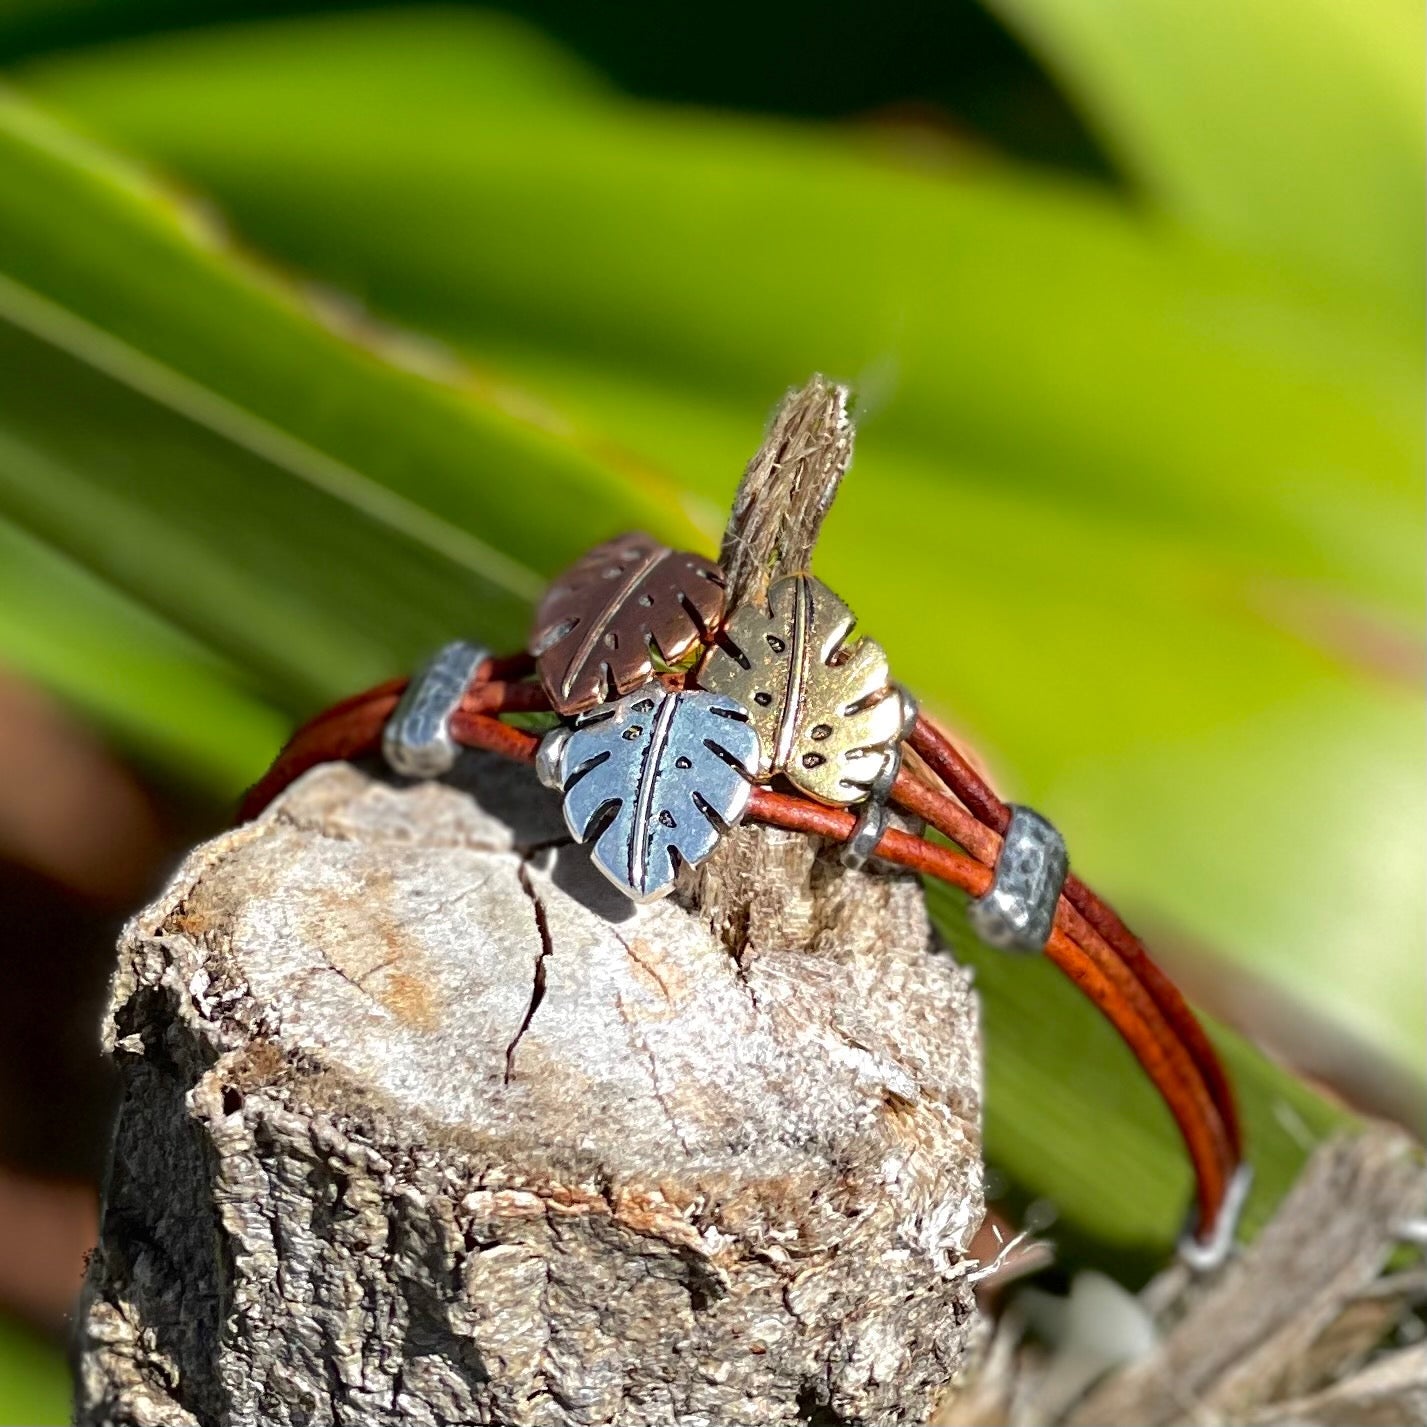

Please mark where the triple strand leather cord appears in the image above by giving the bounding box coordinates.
[239,651,1241,1242]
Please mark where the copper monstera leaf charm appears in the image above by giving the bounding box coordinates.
[531,534,726,715]
[698,573,908,806]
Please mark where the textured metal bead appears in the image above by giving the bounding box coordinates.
[967,804,1067,953]
[382,641,487,779]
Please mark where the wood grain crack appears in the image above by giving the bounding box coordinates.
[505,859,553,1084]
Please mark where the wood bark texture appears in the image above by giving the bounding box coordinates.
[75,379,986,1427]
[692,375,883,943]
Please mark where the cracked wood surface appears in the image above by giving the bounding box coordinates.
[76,753,983,1426]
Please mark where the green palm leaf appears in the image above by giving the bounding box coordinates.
[983,0,1425,303]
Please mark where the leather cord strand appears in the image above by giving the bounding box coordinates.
[748,784,1230,1231]
[238,659,538,822]
[237,664,1239,1237]
[907,715,1242,1162]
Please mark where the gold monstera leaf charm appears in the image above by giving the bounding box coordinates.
[698,574,907,806]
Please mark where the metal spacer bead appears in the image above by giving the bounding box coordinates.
[1178,1163,1254,1273]
[967,804,1068,953]
[840,797,888,871]
[382,641,489,779]
[535,726,571,791]
[893,683,919,743]
[841,741,902,871]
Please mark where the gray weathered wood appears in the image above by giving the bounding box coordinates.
[939,1126,1426,1427]
[691,376,909,953]
[717,374,851,611]
[75,380,985,1426]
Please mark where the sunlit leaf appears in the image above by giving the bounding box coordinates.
[0,1315,68,1427]
[0,84,717,716]
[20,13,1417,605]
[983,0,1425,304]
[0,516,285,795]
[0,86,715,628]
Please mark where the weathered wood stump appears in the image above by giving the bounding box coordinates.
[75,380,985,1426]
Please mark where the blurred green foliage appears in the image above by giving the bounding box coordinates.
[0,1315,70,1425]
[0,0,1110,169]
[987,0,1423,302]
[0,1,1418,1416]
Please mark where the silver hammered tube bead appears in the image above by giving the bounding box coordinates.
[382,641,489,779]
[967,804,1068,953]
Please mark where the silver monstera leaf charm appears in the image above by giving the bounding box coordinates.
[537,682,760,902]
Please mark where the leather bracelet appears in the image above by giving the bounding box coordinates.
[239,534,1244,1259]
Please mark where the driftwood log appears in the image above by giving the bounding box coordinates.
[75,380,986,1426]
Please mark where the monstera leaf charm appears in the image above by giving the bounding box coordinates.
[540,682,760,901]
[698,574,907,806]
[530,533,727,715]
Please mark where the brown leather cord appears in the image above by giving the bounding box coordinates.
[909,714,1243,1161]
[237,668,1239,1237]
[316,674,409,722]
[446,707,543,765]
[783,777,1232,1232]
[892,768,1237,1167]
[1061,877,1243,1161]
[238,691,405,822]
[237,659,540,822]
[907,713,1007,828]
[485,651,539,682]
[892,766,999,863]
